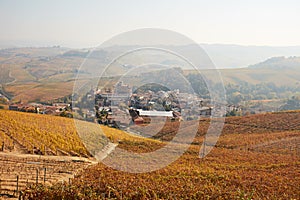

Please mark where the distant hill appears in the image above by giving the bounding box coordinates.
[184,56,300,87]
[201,44,300,69]
[97,44,300,69]
[191,56,300,86]
[248,56,300,70]
[220,67,300,87]
[1,46,300,102]
[62,44,300,71]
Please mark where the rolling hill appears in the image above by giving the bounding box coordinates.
[1,46,300,103]
[249,56,300,70]
[18,111,300,199]
[0,109,163,158]
[0,110,106,157]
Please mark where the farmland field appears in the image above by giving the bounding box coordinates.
[0,109,107,157]
[0,152,93,198]
[17,111,300,199]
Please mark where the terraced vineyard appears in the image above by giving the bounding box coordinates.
[0,153,94,198]
[0,109,108,157]
[131,111,300,150]
[224,111,300,132]
[21,111,300,199]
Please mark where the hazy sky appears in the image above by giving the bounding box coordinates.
[0,0,300,48]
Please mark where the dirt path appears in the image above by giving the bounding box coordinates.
[0,151,95,163]
[6,70,16,85]
[0,142,118,199]
[94,142,118,161]
[0,129,28,154]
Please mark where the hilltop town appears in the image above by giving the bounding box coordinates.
[1,80,244,130]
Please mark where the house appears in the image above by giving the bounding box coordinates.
[72,107,80,112]
[52,103,70,110]
[226,104,242,113]
[199,107,213,116]
[129,108,178,124]
[9,104,19,111]
[43,106,58,115]
[134,117,144,125]
[115,81,132,96]
[137,109,173,117]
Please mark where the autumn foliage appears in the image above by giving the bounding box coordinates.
[21,111,300,199]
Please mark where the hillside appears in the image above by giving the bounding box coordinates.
[0,110,108,157]
[249,56,300,70]
[131,111,300,152]
[202,44,300,68]
[0,109,164,158]
[1,47,300,102]
[20,111,300,199]
[184,61,300,87]
[0,47,85,102]
[219,67,300,86]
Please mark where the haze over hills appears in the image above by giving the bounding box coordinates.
[249,56,300,69]
[217,56,300,86]
[0,45,300,103]
[2,43,300,69]
[67,43,300,69]
[201,44,300,68]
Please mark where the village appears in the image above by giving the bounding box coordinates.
[82,81,243,128]
[8,102,73,117]
[1,81,243,128]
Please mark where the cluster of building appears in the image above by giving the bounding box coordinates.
[94,81,132,107]
[5,80,245,125]
[89,82,217,126]
[8,102,72,116]
[128,109,180,125]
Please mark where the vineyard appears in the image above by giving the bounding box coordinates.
[0,152,93,198]
[0,109,138,198]
[21,111,300,199]
[0,109,108,157]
